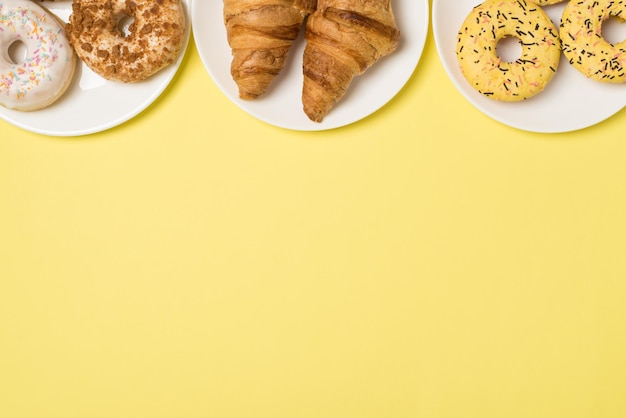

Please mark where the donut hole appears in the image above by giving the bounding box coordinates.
[7,40,27,64]
[496,36,523,63]
[602,16,626,46]
[116,14,136,37]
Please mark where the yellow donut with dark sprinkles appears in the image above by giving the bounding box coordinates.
[533,0,568,5]
[560,0,626,83]
[456,0,561,101]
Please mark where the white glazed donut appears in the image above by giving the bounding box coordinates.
[0,0,76,111]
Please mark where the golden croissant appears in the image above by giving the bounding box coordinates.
[224,0,317,100]
[302,0,400,122]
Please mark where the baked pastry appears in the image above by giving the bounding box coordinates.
[224,0,317,99]
[66,0,186,83]
[533,0,567,5]
[0,0,76,110]
[560,0,626,83]
[456,0,561,101]
[302,0,400,122]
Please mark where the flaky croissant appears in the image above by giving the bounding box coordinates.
[302,0,400,122]
[224,0,317,100]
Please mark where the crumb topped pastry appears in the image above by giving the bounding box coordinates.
[66,0,186,83]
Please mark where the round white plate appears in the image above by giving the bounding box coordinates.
[433,0,626,133]
[192,0,429,131]
[0,0,191,136]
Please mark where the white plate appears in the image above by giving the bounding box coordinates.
[433,0,626,133]
[0,0,191,136]
[192,0,429,131]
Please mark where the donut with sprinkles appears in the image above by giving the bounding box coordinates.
[533,0,568,5]
[560,0,626,83]
[0,0,76,110]
[456,0,561,101]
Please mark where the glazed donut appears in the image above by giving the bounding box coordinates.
[66,0,186,83]
[0,0,76,111]
[456,0,561,101]
[560,0,626,83]
[533,0,567,5]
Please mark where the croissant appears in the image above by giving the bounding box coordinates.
[302,0,400,122]
[224,0,317,100]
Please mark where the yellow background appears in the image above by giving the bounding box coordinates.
[2,3,626,417]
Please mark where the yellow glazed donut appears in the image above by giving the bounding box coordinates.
[560,0,626,83]
[533,0,567,5]
[456,0,561,101]
[66,0,186,83]
[0,0,76,111]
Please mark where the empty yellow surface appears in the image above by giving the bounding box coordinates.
[2,8,626,418]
